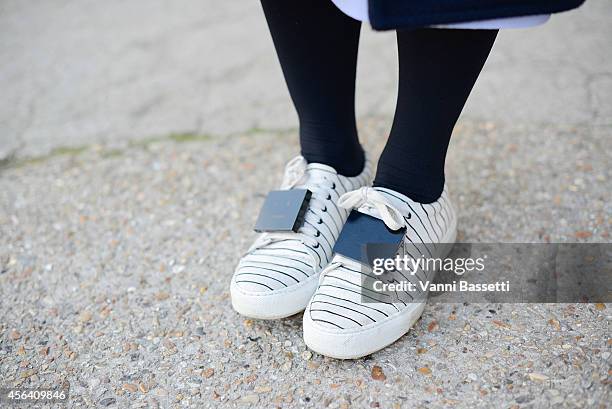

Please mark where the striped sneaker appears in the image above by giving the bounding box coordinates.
[303,186,457,358]
[230,155,374,319]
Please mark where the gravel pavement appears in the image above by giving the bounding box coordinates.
[1,0,611,408]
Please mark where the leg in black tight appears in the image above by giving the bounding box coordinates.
[260,0,365,176]
[374,28,497,203]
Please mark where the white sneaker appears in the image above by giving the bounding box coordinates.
[230,155,374,319]
[303,186,457,358]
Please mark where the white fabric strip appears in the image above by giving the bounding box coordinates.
[330,0,551,29]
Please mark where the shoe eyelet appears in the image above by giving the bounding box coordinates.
[317,219,323,224]
[331,183,336,189]
[326,194,331,200]
[322,206,327,212]
[313,243,320,248]
[315,231,320,237]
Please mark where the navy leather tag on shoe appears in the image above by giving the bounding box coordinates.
[254,189,312,233]
[333,211,406,266]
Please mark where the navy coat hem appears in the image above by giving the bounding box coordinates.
[368,0,586,30]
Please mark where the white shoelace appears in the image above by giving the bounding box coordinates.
[337,187,406,231]
[248,156,339,266]
[280,156,309,189]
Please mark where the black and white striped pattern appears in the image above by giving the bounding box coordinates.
[231,156,374,310]
[306,186,456,331]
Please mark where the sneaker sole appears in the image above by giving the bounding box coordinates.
[303,216,457,359]
[230,273,320,320]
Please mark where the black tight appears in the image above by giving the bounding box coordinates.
[374,28,497,202]
[260,0,497,202]
[261,0,364,176]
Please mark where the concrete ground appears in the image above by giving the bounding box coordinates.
[0,1,610,408]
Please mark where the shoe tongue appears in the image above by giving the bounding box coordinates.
[305,162,338,180]
[293,162,338,189]
[306,162,337,173]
